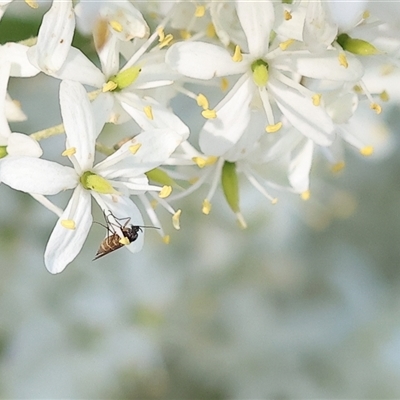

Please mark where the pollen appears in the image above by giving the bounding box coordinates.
[62,147,76,157]
[220,77,229,91]
[180,30,191,40]
[338,53,348,68]
[370,103,382,114]
[25,0,38,8]
[301,190,311,201]
[312,94,322,106]
[144,105,154,120]
[159,34,173,49]
[129,143,142,154]
[195,5,205,17]
[360,146,374,156]
[196,93,209,109]
[279,39,295,50]
[102,81,118,92]
[159,185,172,198]
[172,209,182,230]
[232,45,243,62]
[192,156,218,168]
[202,199,212,214]
[119,236,130,245]
[265,122,282,133]
[202,109,217,119]
[206,23,216,38]
[163,235,170,244]
[284,10,292,20]
[61,219,76,230]
[331,161,346,173]
[109,20,123,33]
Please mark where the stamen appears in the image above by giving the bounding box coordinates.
[172,209,181,230]
[279,39,295,50]
[157,27,165,42]
[206,23,216,38]
[103,81,118,92]
[195,5,205,17]
[129,143,142,154]
[61,219,76,230]
[144,105,154,120]
[62,147,76,157]
[24,0,38,8]
[380,90,389,102]
[312,94,321,106]
[180,30,191,40]
[197,93,209,109]
[265,122,282,133]
[232,45,243,62]
[119,237,130,245]
[331,161,346,173]
[163,235,170,244]
[301,190,311,201]
[284,10,292,20]
[192,156,218,168]
[159,34,173,49]
[370,103,382,114]
[159,185,172,198]
[109,20,123,33]
[202,199,212,214]
[202,109,217,119]
[338,53,348,68]
[360,146,374,156]
[220,78,229,91]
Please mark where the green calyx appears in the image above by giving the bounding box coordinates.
[146,168,176,187]
[108,66,142,91]
[221,161,240,214]
[80,171,115,194]
[0,146,8,159]
[337,33,379,56]
[251,59,269,87]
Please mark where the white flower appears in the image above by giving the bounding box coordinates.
[0,80,184,273]
[166,0,364,152]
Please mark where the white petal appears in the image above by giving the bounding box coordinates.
[327,0,366,32]
[92,92,114,135]
[166,42,246,79]
[95,128,183,178]
[32,0,75,73]
[199,75,254,156]
[47,47,105,88]
[45,187,92,274]
[0,43,40,77]
[6,132,42,157]
[60,80,97,171]
[0,156,78,194]
[118,92,189,139]
[236,0,274,57]
[274,50,364,82]
[95,193,144,254]
[0,63,11,142]
[268,77,335,146]
[5,93,27,122]
[288,139,314,193]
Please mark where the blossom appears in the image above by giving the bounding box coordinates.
[0,80,184,273]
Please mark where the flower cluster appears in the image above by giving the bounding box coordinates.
[0,0,398,273]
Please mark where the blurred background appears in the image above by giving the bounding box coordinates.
[1,2,400,398]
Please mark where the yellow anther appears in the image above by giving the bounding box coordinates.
[159,185,172,198]
[159,34,173,49]
[196,93,209,110]
[109,20,123,33]
[353,84,363,93]
[180,30,191,40]
[360,146,374,156]
[331,161,346,173]
[380,90,389,102]
[62,147,76,157]
[370,103,382,114]
[172,209,182,230]
[163,235,170,244]
[301,190,311,201]
[195,5,205,17]
[24,0,38,8]
[311,93,321,106]
[279,39,295,50]
[157,27,165,42]
[192,156,218,168]
[220,77,229,91]
[144,105,154,120]
[232,45,243,62]
[338,52,348,68]
[129,143,142,154]
[189,177,199,184]
[271,198,278,205]
[61,219,76,230]
[150,199,158,209]
[362,10,370,19]
[201,109,217,119]
[202,198,212,214]
[284,10,292,20]
[206,23,216,38]
[102,81,118,92]
[119,236,130,245]
[265,122,282,133]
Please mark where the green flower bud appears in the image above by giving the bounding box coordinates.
[337,33,379,56]
[0,146,8,159]
[109,66,142,91]
[221,161,240,214]
[146,168,177,187]
[80,171,116,194]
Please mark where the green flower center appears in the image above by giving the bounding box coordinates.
[251,59,269,87]
[0,146,8,159]
[107,66,142,92]
[80,171,115,194]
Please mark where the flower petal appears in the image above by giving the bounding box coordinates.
[166,42,246,79]
[268,77,335,146]
[0,63,11,142]
[199,75,254,156]
[30,0,75,73]
[236,1,274,57]
[0,43,40,77]
[60,80,98,171]
[6,132,42,157]
[44,187,92,274]
[0,156,78,194]
[288,139,314,193]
